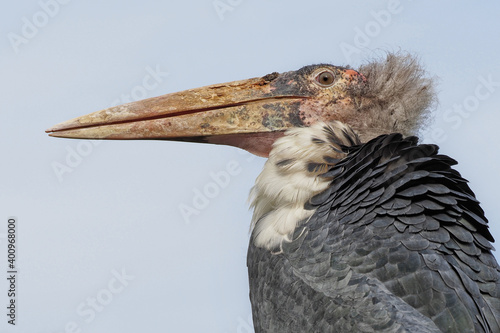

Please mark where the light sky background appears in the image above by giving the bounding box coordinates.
[2,1,500,332]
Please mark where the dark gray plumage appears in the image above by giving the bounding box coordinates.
[248,131,500,332]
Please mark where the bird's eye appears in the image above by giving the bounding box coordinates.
[315,71,335,87]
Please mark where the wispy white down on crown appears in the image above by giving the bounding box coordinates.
[249,121,360,250]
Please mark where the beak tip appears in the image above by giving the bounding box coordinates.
[46,126,64,136]
[46,131,60,138]
[45,120,77,135]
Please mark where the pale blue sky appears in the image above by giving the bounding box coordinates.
[2,1,500,332]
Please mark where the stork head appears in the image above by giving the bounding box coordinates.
[46,53,435,157]
[46,53,436,250]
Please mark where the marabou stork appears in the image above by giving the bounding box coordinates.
[47,53,500,332]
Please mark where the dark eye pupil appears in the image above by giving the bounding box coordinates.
[316,71,334,86]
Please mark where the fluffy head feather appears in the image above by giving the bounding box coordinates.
[352,52,436,142]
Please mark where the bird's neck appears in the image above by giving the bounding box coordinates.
[249,121,360,251]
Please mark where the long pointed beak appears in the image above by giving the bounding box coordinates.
[47,73,309,132]
[46,67,365,156]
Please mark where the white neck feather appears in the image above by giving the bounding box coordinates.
[249,121,360,250]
